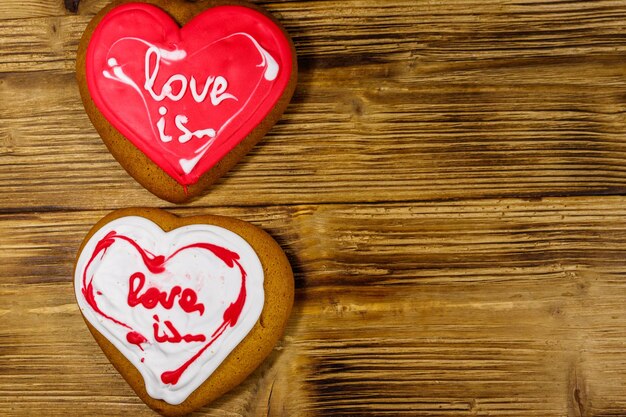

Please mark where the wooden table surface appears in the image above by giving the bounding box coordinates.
[3,0,626,416]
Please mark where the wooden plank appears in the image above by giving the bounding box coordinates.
[3,197,626,415]
[3,1,626,207]
[0,0,314,20]
[0,2,67,20]
[0,0,296,20]
[3,1,626,416]
[2,63,626,207]
[4,1,626,72]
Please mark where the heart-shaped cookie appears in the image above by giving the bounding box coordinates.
[74,208,293,416]
[76,0,297,203]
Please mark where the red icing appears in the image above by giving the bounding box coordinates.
[81,230,248,386]
[171,242,239,267]
[126,331,147,351]
[107,234,165,274]
[178,289,204,316]
[85,3,293,185]
[161,259,247,385]
[153,314,207,344]
[128,271,205,315]
[82,231,132,330]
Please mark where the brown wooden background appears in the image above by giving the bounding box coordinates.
[3,0,626,415]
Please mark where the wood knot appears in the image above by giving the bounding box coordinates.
[64,0,80,13]
[351,98,365,116]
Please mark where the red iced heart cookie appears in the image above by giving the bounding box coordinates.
[77,1,296,202]
[74,208,293,416]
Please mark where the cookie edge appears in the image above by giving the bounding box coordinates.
[73,207,295,416]
[75,0,298,203]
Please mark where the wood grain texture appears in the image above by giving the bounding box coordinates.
[3,1,626,208]
[3,0,626,416]
[4,199,626,416]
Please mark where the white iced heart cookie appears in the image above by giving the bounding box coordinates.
[73,209,294,416]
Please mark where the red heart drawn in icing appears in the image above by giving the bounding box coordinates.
[74,217,264,405]
[85,3,293,185]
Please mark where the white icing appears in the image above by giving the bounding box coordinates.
[145,46,188,102]
[238,32,279,81]
[175,115,215,144]
[157,108,216,144]
[144,46,237,105]
[209,76,237,105]
[187,32,279,81]
[177,33,280,173]
[102,57,159,141]
[74,216,264,405]
[157,106,172,142]
[180,147,213,174]
[190,75,215,103]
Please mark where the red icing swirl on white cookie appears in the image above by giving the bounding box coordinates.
[75,216,264,404]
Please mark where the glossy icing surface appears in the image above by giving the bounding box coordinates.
[85,3,292,185]
[74,216,264,404]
